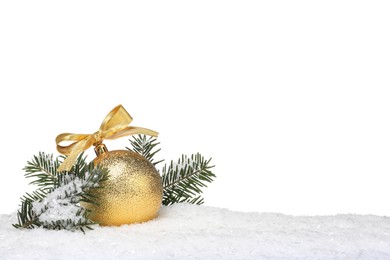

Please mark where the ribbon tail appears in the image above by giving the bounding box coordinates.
[107,126,159,139]
[57,139,90,172]
[57,152,79,172]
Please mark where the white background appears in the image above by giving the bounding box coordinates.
[1,1,389,215]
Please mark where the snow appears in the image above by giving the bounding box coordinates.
[32,177,85,223]
[31,171,100,227]
[1,203,390,259]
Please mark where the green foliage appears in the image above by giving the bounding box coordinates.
[23,152,60,190]
[127,135,164,166]
[128,135,216,206]
[161,154,215,206]
[13,153,108,233]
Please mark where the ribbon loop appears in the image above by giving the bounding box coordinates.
[56,105,158,172]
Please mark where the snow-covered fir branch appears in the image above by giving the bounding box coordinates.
[32,173,91,229]
[14,154,108,232]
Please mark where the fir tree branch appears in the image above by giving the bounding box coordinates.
[14,193,50,230]
[128,135,216,206]
[126,135,164,166]
[14,153,108,232]
[161,153,215,206]
[23,152,60,190]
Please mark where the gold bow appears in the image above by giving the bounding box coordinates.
[56,105,158,172]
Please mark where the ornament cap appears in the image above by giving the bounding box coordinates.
[94,143,108,156]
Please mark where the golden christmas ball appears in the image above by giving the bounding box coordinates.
[82,144,163,226]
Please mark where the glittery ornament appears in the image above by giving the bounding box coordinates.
[82,144,163,226]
